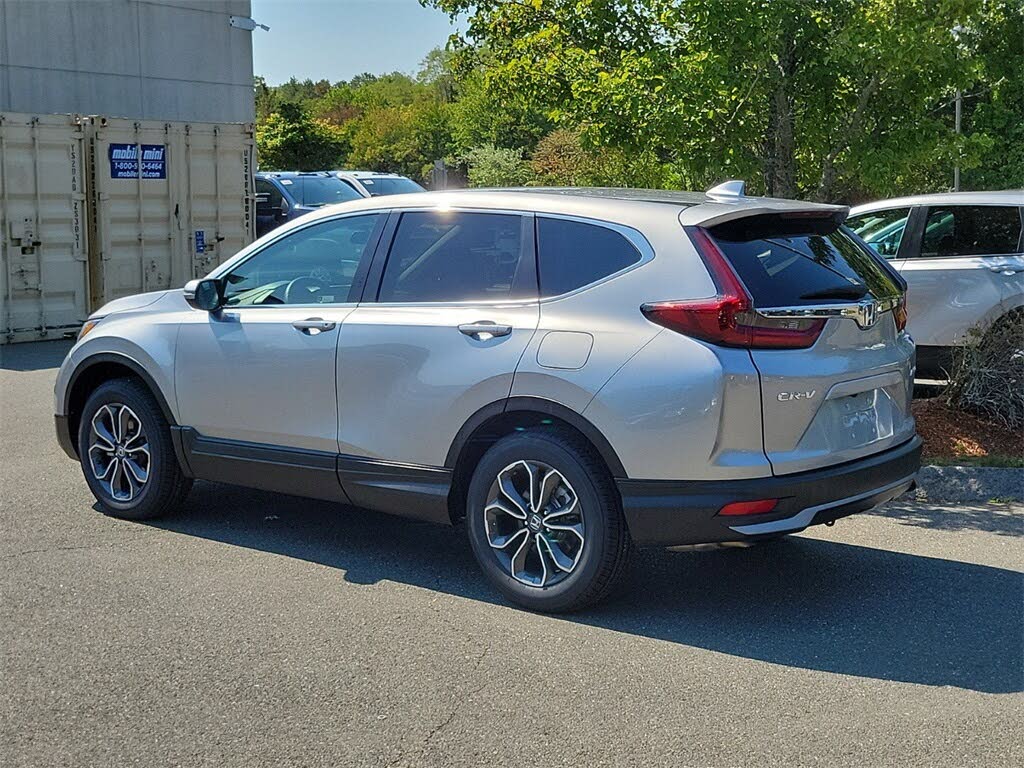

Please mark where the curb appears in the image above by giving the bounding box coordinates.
[907,465,1024,504]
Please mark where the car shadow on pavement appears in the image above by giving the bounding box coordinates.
[0,339,73,371]
[149,481,1024,695]
[866,501,1023,537]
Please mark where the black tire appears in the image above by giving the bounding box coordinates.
[466,428,630,612]
[77,377,192,520]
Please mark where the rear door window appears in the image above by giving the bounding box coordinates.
[378,211,531,302]
[919,206,1022,257]
[846,208,911,258]
[710,221,901,306]
[537,217,642,296]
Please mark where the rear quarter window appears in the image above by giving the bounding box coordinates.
[537,217,642,297]
[710,224,901,307]
[920,205,1023,257]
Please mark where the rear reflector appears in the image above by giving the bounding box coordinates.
[718,499,779,516]
[894,293,908,332]
[640,227,825,349]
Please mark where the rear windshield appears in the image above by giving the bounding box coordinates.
[359,176,425,196]
[292,177,364,207]
[710,222,901,306]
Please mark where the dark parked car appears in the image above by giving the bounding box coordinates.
[255,171,363,236]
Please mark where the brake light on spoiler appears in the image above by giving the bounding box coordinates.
[641,227,826,349]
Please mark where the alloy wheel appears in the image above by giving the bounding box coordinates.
[88,403,150,503]
[483,460,585,588]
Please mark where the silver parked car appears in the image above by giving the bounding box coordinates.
[848,191,1024,377]
[333,170,425,198]
[55,184,921,611]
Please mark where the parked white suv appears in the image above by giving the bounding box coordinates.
[333,170,425,198]
[848,191,1024,377]
[55,185,921,611]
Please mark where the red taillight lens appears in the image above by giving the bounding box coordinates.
[894,293,908,332]
[640,227,825,349]
[718,499,779,516]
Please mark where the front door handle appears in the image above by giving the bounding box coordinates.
[458,321,513,340]
[292,317,336,335]
[989,266,1020,275]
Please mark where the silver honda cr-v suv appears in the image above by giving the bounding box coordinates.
[55,184,921,612]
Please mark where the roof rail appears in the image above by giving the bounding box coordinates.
[706,180,746,199]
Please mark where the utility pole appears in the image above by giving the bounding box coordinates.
[951,25,966,192]
[954,87,962,191]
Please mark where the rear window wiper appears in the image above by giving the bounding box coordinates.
[799,284,869,301]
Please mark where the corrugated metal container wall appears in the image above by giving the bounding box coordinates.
[0,113,88,343]
[84,117,254,308]
[1,113,254,343]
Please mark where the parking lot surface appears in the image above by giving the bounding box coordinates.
[2,341,1022,767]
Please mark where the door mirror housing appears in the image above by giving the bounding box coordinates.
[184,278,224,312]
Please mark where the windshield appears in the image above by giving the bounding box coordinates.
[358,176,424,196]
[292,177,364,207]
[846,208,911,258]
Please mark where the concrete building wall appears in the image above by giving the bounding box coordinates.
[0,0,254,123]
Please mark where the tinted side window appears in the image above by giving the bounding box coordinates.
[223,214,381,306]
[537,218,642,296]
[920,206,1022,257]
[378,211,526,302]
[846,208,911,258]
[256,178,284,208]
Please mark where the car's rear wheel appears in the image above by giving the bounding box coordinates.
[466,428,630,612]
[78,378,192,520]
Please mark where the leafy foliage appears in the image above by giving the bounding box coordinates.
[255,103,347,171]
[255,1,1022,197]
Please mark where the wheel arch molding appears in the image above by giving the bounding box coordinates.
[62,353,177,458]
[444,397,628,524]
[445,397,627,478]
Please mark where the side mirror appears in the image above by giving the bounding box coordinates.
[183,278,224,312]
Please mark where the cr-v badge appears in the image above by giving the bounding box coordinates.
[778,390,817,402]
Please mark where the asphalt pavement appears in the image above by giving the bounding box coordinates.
[2,341,1022,767]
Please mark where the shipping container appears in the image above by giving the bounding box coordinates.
[0,112,254,343]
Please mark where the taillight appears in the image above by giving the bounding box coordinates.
[640,227,826,349]
[718,499,779,516]
[894,293,908,332]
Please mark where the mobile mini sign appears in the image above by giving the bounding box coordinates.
[108,144,167,179]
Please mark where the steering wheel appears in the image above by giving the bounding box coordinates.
[284,276,328,304]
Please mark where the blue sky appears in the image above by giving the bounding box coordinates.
[251,0,461,85]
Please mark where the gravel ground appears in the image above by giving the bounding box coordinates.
[2,341,1022,768]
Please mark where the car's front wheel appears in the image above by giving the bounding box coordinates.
[466,428,630,612]
[78,378,192,520]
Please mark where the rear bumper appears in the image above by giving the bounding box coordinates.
[617,435,922,546]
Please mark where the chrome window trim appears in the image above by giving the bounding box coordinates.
[534,212,655,303]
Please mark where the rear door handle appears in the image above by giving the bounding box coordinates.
[989,266,1020,275]
[458,321,513,340]
[292,317,336,334]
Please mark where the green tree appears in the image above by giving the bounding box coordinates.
[427,0,1021,200]
[462,145,534,187]
[347,101,454,180]
[256,103,347,170]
